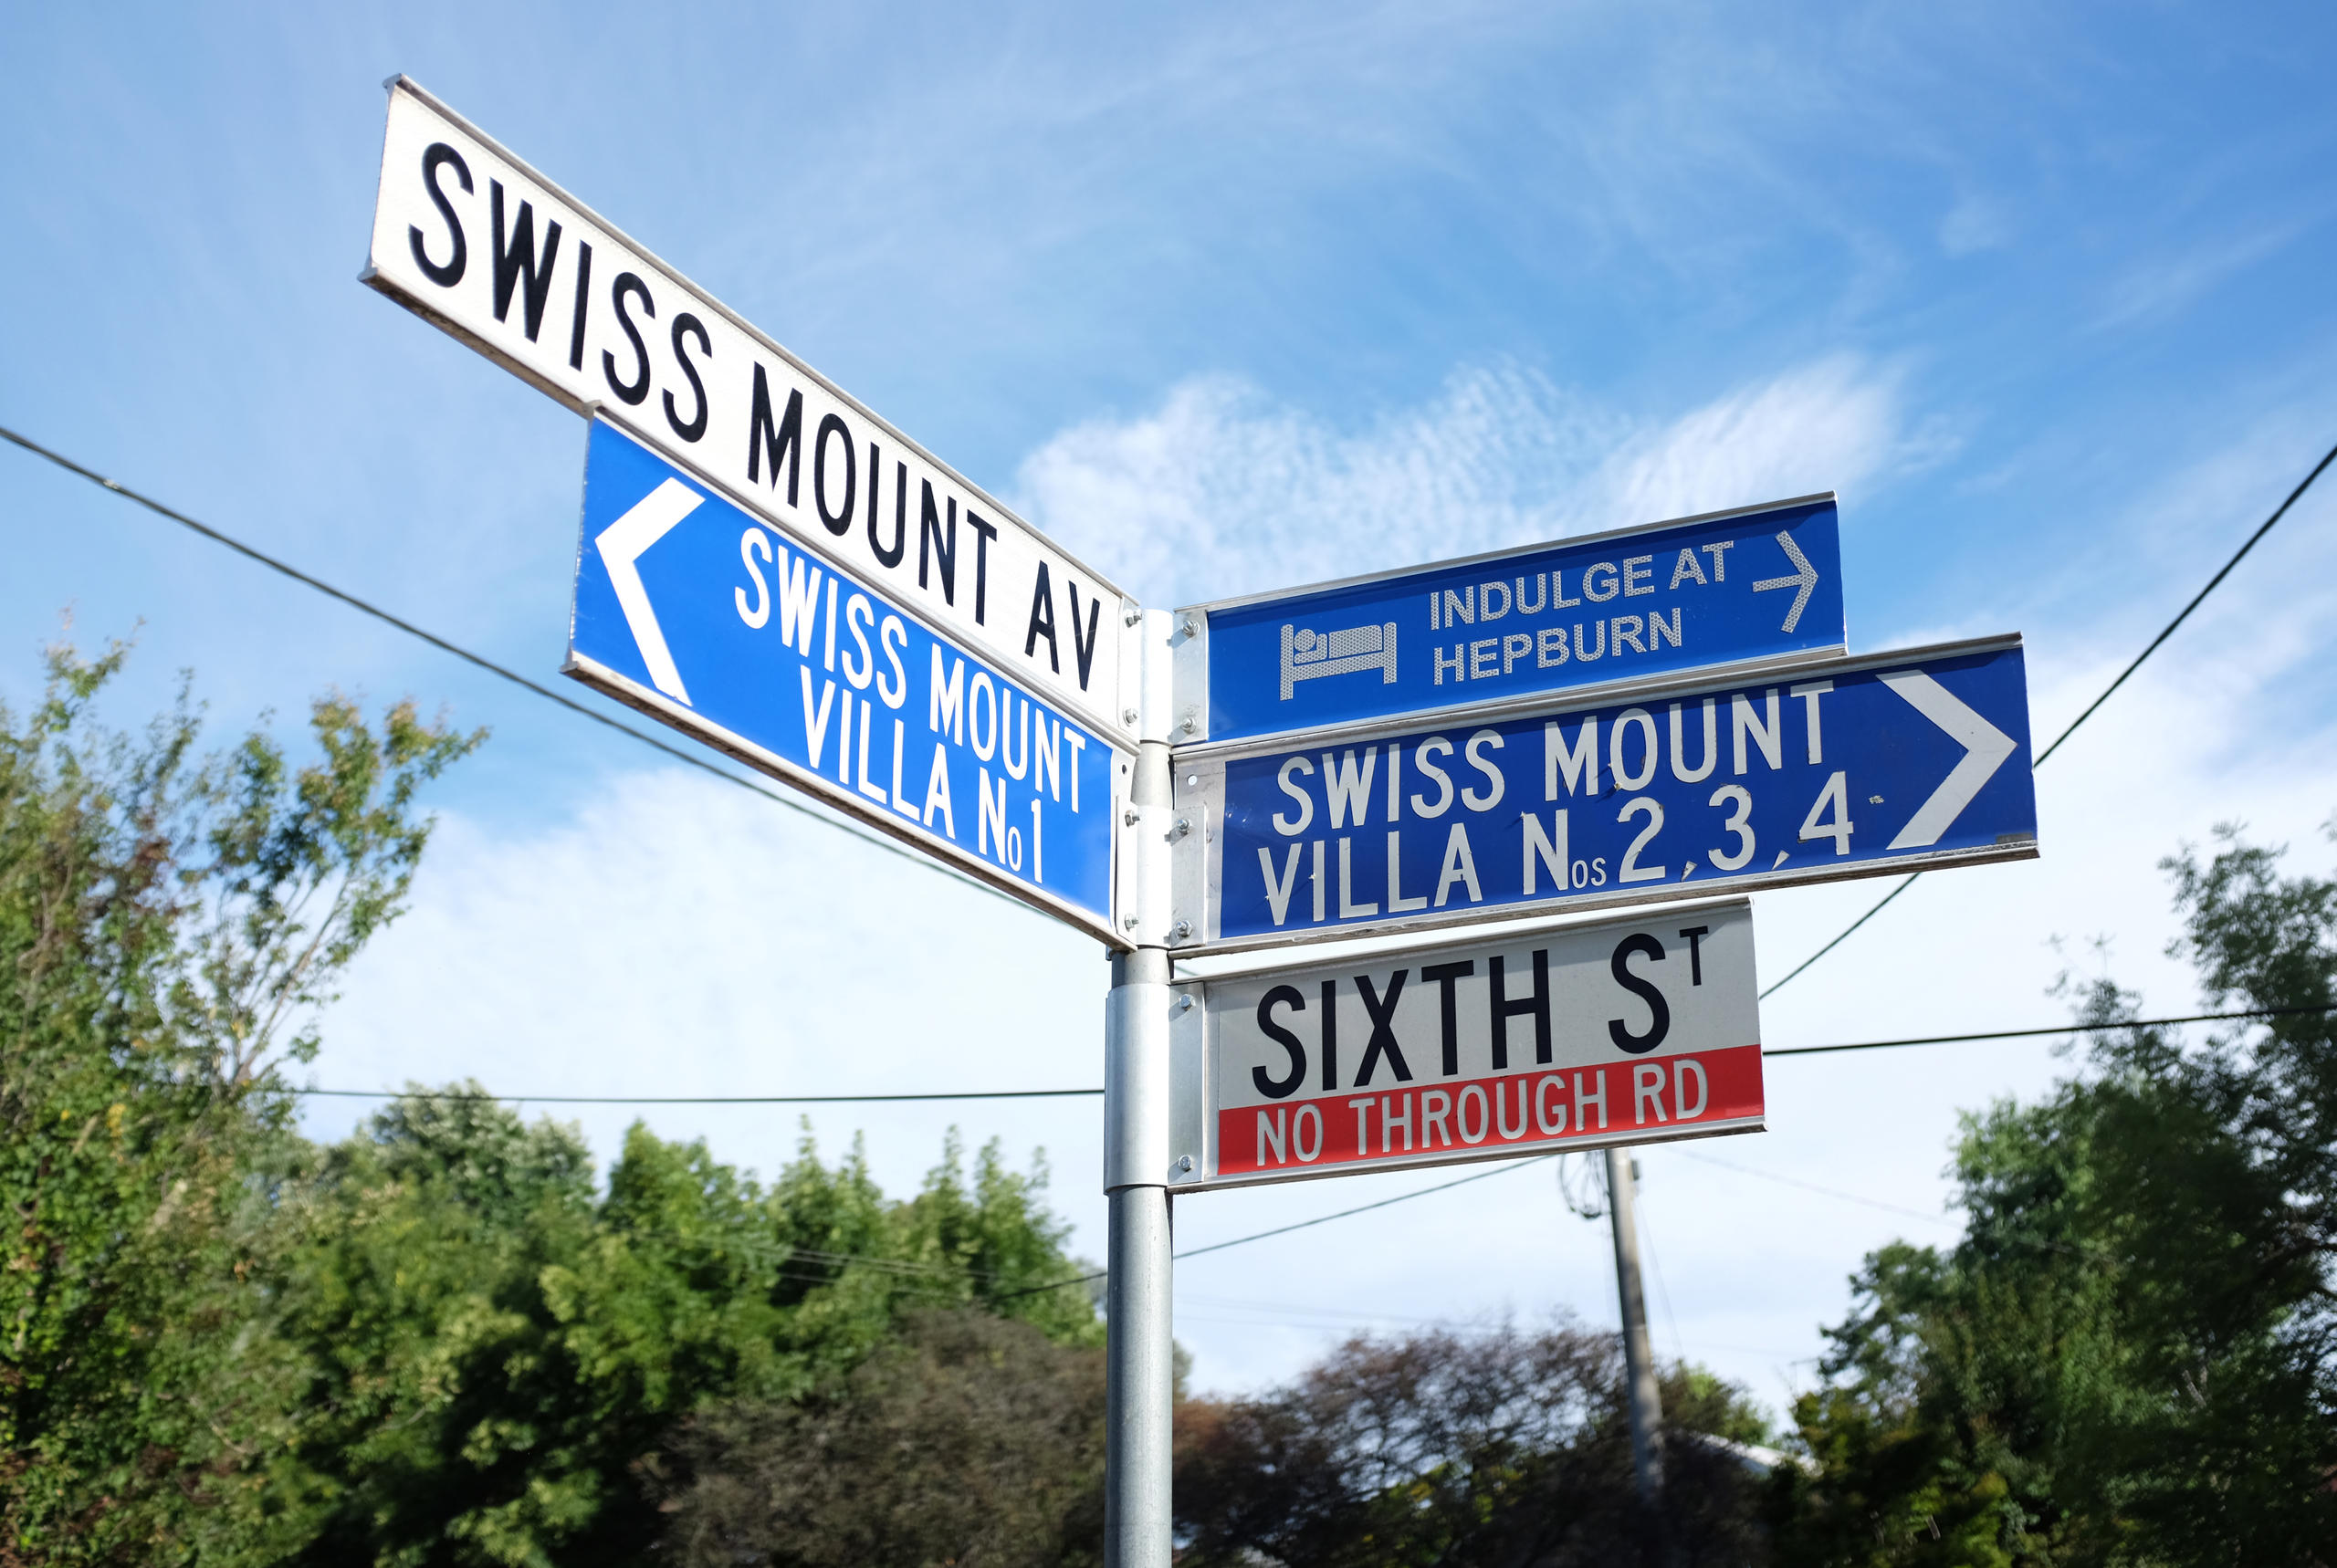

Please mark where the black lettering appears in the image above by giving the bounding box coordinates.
[1067,583,1103,691]
[1490,949,1552,1068]
[1253,986,1306,1099]
[602,272,654,405]
[968,511,998,623]
[1319,979,1339,1092]
[919,481,958,601]
[746,364,804,504]
[1678,925,1709,985]
[1024,562,1060,673]
[663,312,710,442]
[566,240,592,370]
[409,142,470,287]
[1608,935,1670,1054]
[865,455,905,565]
[489,180,562,341]
[813,414,857,538]
[1353,971,1413,1085]
[1420,960,1474,1075]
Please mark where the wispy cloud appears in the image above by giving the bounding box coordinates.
[2091,222,2303,331]
[1014,356,1944,608]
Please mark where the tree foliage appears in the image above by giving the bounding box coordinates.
[658,1309,1107,1568]
[1776,824,2337,1565]
[0,645,1105,1566]
[1174,1322,1773,1567]
[267,1112,1098,1565]
[0,643,477,1563]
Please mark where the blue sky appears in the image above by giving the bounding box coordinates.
[6,1,2337,1409]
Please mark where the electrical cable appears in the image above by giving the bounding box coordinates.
[1760,434,2337,999]
[17,426,2331,1316]
[294,1084,1103,1103]
[1759,1000,2336,1056]
[1672,1148,1952,1227]
[0,423,1037,920]
[16,421,2332,1060]
[992,1155,1558,1300]
[282,1001,2335,1103]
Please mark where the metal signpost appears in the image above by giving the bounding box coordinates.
[1158,901,1762,1191]
[365,79,1176,1565]
[366,75,2039,1568]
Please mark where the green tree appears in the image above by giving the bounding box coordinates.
[1776,824,2337,1565]
[0,641,479,1563]
[0,641,1103,1566]
[262,1111,1100,1565]
[659,1309,1107,1568]
[1173,1322,1771,1568]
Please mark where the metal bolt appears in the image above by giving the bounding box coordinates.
[1179,614,1199,638]
[1170,919,1193,941]
[1176,1155,1194,1174]
[1122,707,1138,726]
[1174,994,1195,1014]
[1123,915,1139,931]
[1124,807,1141,826]
[1124,606,1142,627]
[1169,816,1190,840]
[1179,714,1198,735]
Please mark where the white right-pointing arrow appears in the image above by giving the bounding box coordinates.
[1752,530,1819,632]
[1879,669,2017,849]
[594,477,704,705]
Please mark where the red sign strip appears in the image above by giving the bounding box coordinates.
[1217,1042,1765,1177]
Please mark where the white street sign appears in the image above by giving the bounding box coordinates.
[364,77,1135,743]
[1163,900,1764,1190]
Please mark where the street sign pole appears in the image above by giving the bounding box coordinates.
[1104,612,1177,1568]
[1605,1146,1664,1504]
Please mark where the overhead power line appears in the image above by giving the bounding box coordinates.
[288,1001,2335,1104]
[1760,434,2337,1000]
[0,423,1034,919]
[1761,1000,2336,1055]
[995,1155,1557,1301]
[295,1001,2323,1298]
[295,1084,1104,1104]
[18,418,2327,1003]
[284,1001,2329,1302]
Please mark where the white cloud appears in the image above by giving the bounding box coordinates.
[2091,223,2303,331]
[1015,357,1944,611]
[311,769,1115,1222]
[1939,191,2011,256]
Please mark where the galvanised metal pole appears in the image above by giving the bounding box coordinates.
[1103,611,1176,1568]
[1605,1145,1665,1505]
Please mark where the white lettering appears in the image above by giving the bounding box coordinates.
[1609,707,1658,790]
[1323,747,1378,830]
[1273,756,1315,836]
[1546,717,1597,798]
[735,528,772,627]
[1461,729,1505,811]
[1434,823,1482,907]
[922,743,956,837]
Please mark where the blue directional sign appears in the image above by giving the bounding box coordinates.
[568,417,1122,940]
[1180,497,1845,747]
[1176,635,2035,953]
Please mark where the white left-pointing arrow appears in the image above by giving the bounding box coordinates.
[1879,669,2017,849]
[595,477,704,705]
